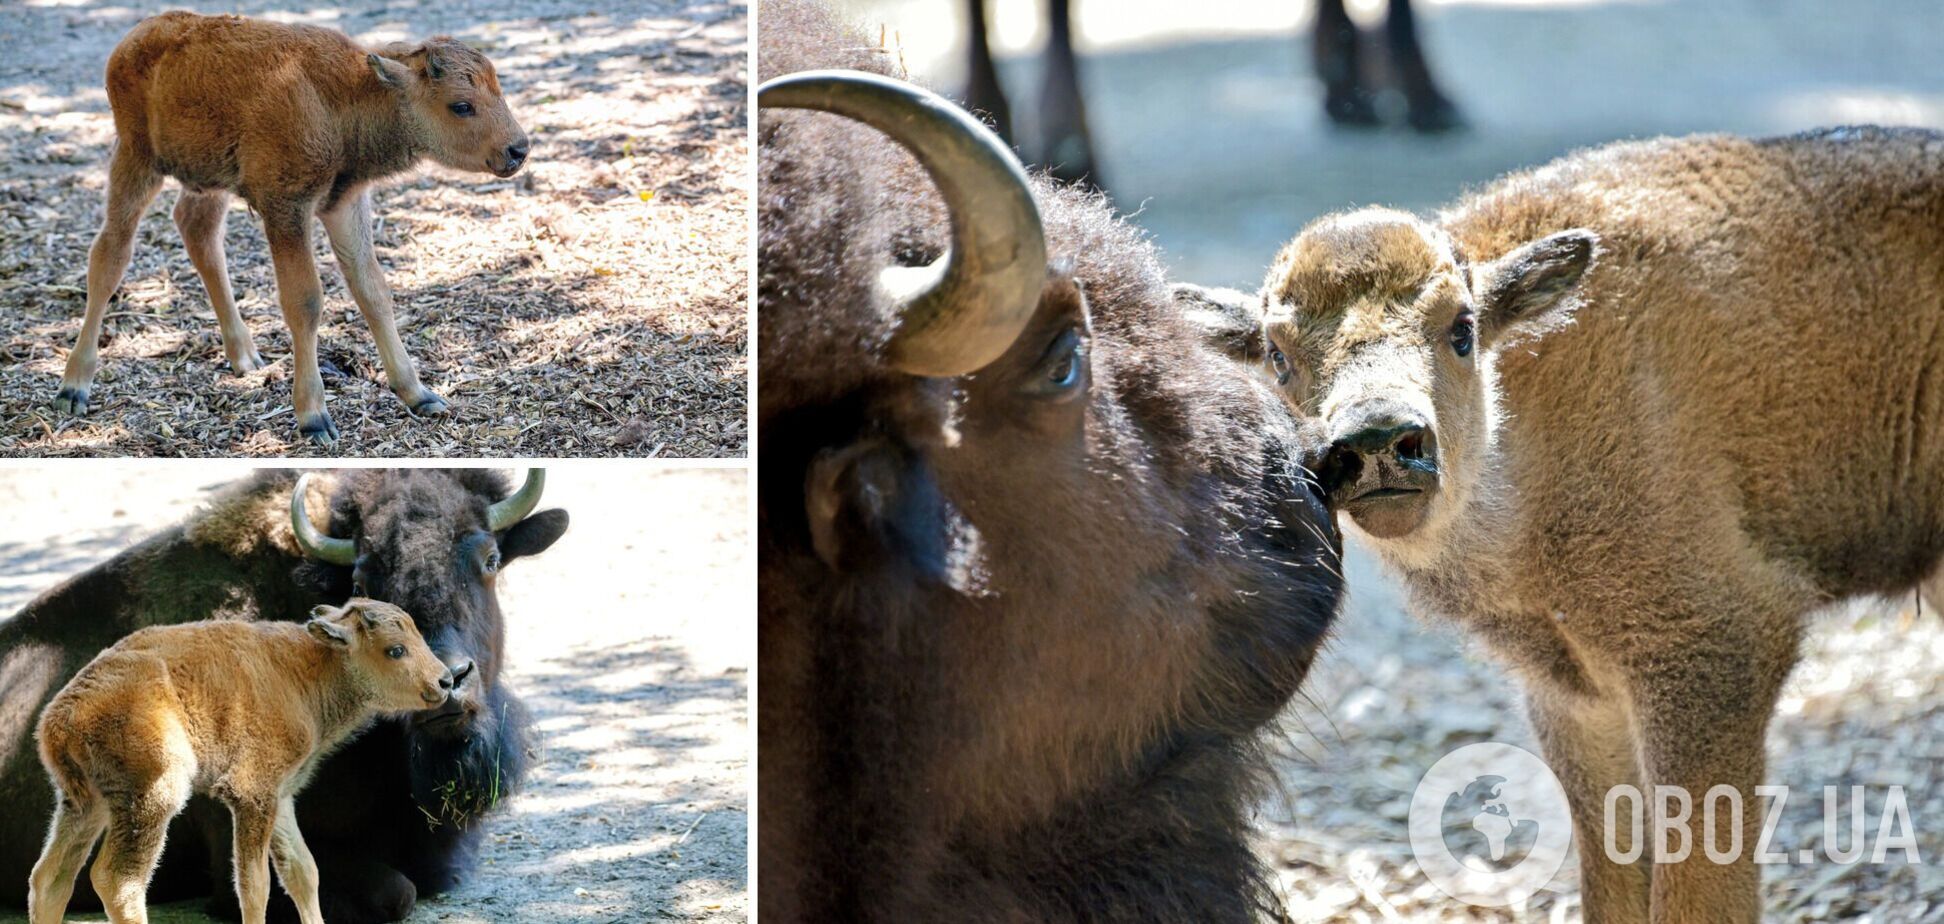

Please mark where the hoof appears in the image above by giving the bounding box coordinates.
[229,350,267,374]
[51,385,91,416]
[407,391,451,417]
[298,412,341,445]
[1407,98,1468,134]
[1323,89,1381,128]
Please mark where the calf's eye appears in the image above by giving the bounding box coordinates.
[449,101,475,117]
[1270,348,1290,386]
[1450,312,1476,357]
[386,645,406,660]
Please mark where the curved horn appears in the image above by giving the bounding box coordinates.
[758,69,1047,377]
[487,468,546,532]
[291,473,357,565]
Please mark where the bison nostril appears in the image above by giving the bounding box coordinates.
[448,659,476,689]
[438,672,454,691]
[1395,430,1424,460]
[506,142,528,162]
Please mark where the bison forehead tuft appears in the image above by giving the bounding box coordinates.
[1267,208,1451,320]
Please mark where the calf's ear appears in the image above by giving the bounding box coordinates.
[1174,283,1264,362]
[500,509,569,564]
[307,618,351,646]
[369,53,412,90]
[1471,229,1598,347]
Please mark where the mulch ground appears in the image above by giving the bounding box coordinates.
[0,0,748,457]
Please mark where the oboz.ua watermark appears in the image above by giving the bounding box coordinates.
[1406,742,1925,908]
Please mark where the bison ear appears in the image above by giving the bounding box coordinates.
[1174,283,1263,363]
[369,53,411,90]
[500,509,568,564]
[307,618,350,647]
[805,437,947,576]
[1471,229,1598,347]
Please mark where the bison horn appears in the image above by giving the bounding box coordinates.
[758,69,1047,377]
[486,468,545,532]
[291,473,357,565]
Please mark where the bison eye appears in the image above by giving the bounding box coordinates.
[1450,311,1476,358]
[449,101,475,117]
[386,645,406,660]
[1269,347,1290,386]
[1027,326,1086,399]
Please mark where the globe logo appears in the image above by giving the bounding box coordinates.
[1408,742,1574,907]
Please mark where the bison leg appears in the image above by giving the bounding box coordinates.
[1383,0,1465,132]
[1525,687,1651,923]
[961,0,1013,143]
[262,204,338,444]
[266,798,324,924]
[174,189,265,374]
[228,799,277,924]
[27,794,107,924]
[319,190,448,418]
[55,142,163,416]
[1311,0,1378,127]
[1036,0,1102,189]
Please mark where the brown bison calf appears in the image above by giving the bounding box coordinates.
[27,600,452,924]
[1243,127,1943,921]
[53,12,529,444]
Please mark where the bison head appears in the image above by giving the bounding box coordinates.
[1258,208,1596,555]
[290,468,567,824]
[369,38,529,178]
[759,67,1342,917]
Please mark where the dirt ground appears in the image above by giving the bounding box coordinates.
[0,0,747,458]
[833,1,1944,920]
[0,465,750,923]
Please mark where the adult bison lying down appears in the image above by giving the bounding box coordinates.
[757,1,1343,920]
[0,469,567,923]
[53,13,530,444]
[1250,127,1943,920]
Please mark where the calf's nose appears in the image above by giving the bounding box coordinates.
[1332,403,1431,460]
[505,141,529,165]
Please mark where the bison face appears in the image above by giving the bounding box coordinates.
[369,38,529,178]
[760,70,1343,854]
[296,470,566,738]
[1261,208,1595,556]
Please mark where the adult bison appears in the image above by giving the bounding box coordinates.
[0,468,567,923]
[758,2,1344,920]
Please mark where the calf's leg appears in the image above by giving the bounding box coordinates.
[28,794,107,924]
[174,189,265,374]
[1525,686,1650,923]
[229,800,278,924]
[319,190,448,417]
[55,142,163,415]
[267,798,324,924]
[260,203,338,444]
[91,777,190,924]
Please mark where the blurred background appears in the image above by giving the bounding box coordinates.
[0,465,748,923]
[824,2,1943,919]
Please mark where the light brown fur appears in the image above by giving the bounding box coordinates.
[27,599,451,924]
[53,12,528,444]
[1255,127,1944,922]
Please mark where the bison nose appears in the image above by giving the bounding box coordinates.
[1332,402,1430,458]
[446,658,476,690]
[438,669,455,692]
[505,141,528,166]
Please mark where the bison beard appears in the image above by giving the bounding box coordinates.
[758,2,1344,919]
[0,470,558,924]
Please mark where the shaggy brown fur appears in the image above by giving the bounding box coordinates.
[28,600,451,924]
[759,2,1342,920]
[52,12,529,444]
[1254,126,1944,922]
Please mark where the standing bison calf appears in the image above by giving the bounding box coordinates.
[54,12,529,444]
[1243,126,1942,921]
[28,600,451,924]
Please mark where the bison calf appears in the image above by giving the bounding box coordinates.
[53,12,529,444]
[27,600,452,924]
[1242,127,1942,921]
